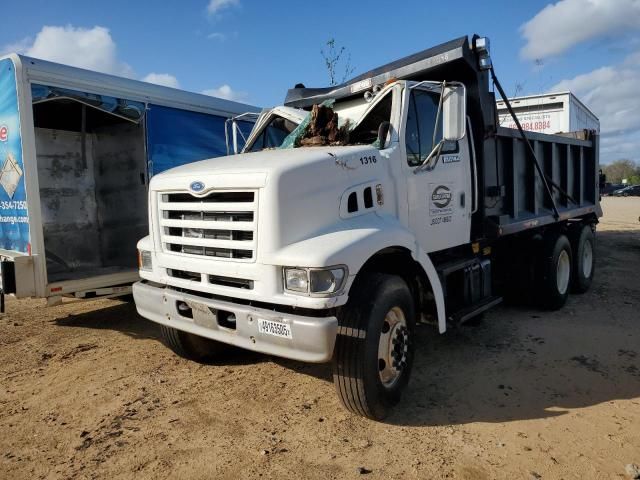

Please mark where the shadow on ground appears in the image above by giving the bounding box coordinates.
[55,301,159,340]
[54,300,268,366]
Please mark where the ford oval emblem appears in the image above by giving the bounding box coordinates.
[190,181,205,193]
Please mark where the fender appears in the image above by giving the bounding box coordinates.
[264,213,448,333]
[413,249,447,334]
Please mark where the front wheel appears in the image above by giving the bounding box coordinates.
[332,273,416,420]
[160,325,231,362]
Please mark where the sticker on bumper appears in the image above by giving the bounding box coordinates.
[258,319,292,339]
[185,300,217,329]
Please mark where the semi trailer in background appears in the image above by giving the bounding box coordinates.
[133,35,601,420]
[0,54,258,306]
[497,91,599,135]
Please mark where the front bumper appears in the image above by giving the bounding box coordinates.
[133,281,338,363]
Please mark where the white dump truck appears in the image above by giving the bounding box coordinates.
[0,54,258,307]
[133,36,601,420]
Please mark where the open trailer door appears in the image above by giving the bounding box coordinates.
[31,84,148,303]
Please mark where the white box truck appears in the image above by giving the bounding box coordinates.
[133,36,601,420]
[0,54,259,306]
[497,91,599,135]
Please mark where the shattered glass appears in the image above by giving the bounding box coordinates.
[279,92,392,149]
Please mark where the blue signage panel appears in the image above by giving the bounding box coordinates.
[0,58,29,254]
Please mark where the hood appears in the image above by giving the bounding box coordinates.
[149,143,395,255]
[149,144,381,191]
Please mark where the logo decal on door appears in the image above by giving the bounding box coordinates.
[429,183,454,217]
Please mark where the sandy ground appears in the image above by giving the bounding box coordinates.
[1,197,639,480]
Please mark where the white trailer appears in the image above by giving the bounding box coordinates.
[0,54,259,306]
[496,91,599,135]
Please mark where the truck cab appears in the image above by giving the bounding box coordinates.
[134,36,600,420]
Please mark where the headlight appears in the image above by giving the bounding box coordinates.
[138,250,153,271]
[310,268,346,294]
[284,268,308,293]
[283,266,347,296]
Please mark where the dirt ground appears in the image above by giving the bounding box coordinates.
[1,197,639,480]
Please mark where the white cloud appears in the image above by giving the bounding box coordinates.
[1,25,188,90]
[521,0,640,60]
[207,0,240,16]
[142,73,180,88]
[5,25,134,77]
[0,37,32,57]
[551,52,640,162]
[207,32,226,41]
[202,84,247,102]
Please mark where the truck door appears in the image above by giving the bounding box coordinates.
[403,85,471,253]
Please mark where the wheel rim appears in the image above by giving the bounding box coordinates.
[582,240,593,278]
[557,249,571,295]
[378,306,409,388]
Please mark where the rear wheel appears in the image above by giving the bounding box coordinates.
[332,273,415,420]
[536,232,572,310]
[571,225,595,293]
[160,325,230,361]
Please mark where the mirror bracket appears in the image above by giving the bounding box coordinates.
[377,121,391,149]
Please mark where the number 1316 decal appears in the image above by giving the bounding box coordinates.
[360,155,377,165]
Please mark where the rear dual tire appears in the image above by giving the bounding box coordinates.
[537,232,572,310]
[570,225,595,294]
[535,224,595,309]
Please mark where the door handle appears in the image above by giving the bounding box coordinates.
[460,192,465,208]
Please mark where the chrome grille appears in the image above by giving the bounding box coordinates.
[166,269,254,290]
[158,190,257,262]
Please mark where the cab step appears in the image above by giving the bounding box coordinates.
[448,296,503,325]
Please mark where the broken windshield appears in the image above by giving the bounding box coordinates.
[279,89,393,149]
[246,115,299,152]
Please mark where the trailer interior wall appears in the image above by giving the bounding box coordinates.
[33,99,146,283]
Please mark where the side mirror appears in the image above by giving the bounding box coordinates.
[377,121,391,149]
[442,83,466,141]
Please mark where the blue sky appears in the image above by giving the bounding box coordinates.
[1,0,639,163]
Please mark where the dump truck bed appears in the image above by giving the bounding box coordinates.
[482,127,600,237]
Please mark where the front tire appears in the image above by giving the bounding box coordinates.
[537,232,572,310]
[332,273,416,420]
[160,325,230,361]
